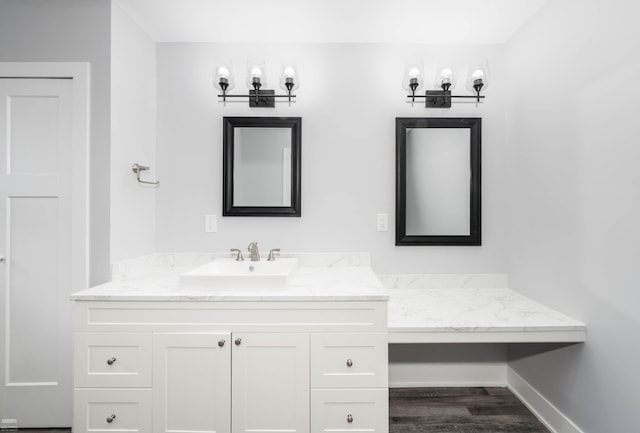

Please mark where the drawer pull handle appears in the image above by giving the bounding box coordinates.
[346,358,353,367]
[106,357,116,365]
[347,414,353,423]
[218,339,226,347]
[106,414,116,423]
[235,338,242,346]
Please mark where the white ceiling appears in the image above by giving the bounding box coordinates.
[114,0,549,44]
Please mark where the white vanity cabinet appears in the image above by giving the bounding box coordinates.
[72,300,388,433]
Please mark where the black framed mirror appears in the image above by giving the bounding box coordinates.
[396,117,481,245]
[223,117,301,217]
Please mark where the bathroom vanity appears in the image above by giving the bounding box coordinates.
[71,254,389,433]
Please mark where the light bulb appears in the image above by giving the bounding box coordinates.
[434,65,456,91]
[465,62,490,94]
[251,66,263,78]
[403,62,424,93]
[283,66,296,78]
[214,63,235,93]
[440,68,453,87]
[280,65,299,93]
[217,66,230,79]
[246,62,267,89]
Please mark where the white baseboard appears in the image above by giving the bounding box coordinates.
[507,367,584,433]
[390,379,507,388]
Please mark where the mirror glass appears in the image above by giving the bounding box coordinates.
[233,127,292,207]
[396,117,481,245]
[406,128,470,235]
[223,117,301,217]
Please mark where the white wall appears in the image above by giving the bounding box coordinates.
[505,0,640,431]
[156,43,508,273]
[110,4,157,262]
[0,0,111,285]
[390,344,507,387]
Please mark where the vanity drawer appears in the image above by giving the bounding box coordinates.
[311,388,388,433]
[311,333,388,388]
[75,332,152,387]
[73,388,152,433]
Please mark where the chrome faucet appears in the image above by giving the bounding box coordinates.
[247,242,260,261]
[267,248,280,261]
[230,248,244,261]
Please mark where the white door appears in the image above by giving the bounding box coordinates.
[232,333,310,433]
[153,333,231,433]
[0,64,89,429]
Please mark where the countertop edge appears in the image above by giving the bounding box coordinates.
[70,294,390,302]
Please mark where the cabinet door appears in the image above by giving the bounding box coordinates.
[232,333,309,433]
[153,333,231,433]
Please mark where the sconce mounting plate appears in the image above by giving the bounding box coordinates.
[425,90,452,108]
[249,90,275,108]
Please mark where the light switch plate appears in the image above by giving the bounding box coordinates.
[205,214,217,233]
[376,213,389,231]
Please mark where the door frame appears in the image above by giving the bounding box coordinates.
[0,62,90,293]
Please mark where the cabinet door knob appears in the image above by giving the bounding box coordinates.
[106,414,116,423]
[107,357,116,365]
[346,358,353,367]
[235,338,242,346]
[347,414,353,423]
[218,339,225,347]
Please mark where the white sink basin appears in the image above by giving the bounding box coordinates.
[179,258,298,291]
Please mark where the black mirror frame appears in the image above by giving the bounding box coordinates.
[223,117,302,217]
[396,117,481,246]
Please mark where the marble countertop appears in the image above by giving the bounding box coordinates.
[71,253,389,302]
[384,283,586,343]
[72,254,586,343]
[387,287,585,333]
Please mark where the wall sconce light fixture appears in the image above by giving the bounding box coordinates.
[214,62,299,108]
[404,61,489,108]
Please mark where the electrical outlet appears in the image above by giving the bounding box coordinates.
[205,214,217,233]
[376,213,389,231]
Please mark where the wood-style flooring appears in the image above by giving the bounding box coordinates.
[390,387,550,433]
[16,387,550,433]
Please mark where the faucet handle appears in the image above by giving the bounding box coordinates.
[267,248,281,261]
[230,248,244,261]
